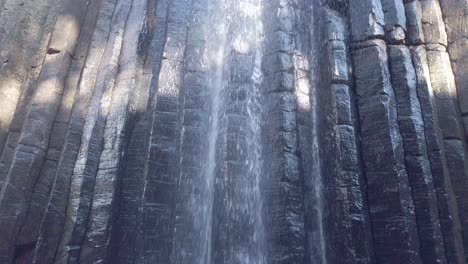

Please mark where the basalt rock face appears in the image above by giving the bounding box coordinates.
[0,0,466,263]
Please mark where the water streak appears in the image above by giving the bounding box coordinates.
[176,0,266,262]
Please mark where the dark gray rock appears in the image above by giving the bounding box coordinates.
[349,0,385,41]
[411,45,467,263]
[332,84,354,126]
[420,0,448,46]
[351,39,422,263]
[389,44,447,264]
[381,0,407,30]
[55,3,132,263]
[320,8,375,262]
[0,0,56,157]
[262,72,294,94]
[336,125,359,172]
[79,1,147,262]
[426,50,464,140]
[325,9,347,41]
[404,1,425,45]
[428,150,467,263]
[444,139,468,257]
[439,0,468,149]
[265,31,294,55]
[32,0,118,260]
[352,40,394,98]
[0,0,465,263]
[366,170,421,263]
[424,47,468,256]
[328,40,350,83]
[388,46,424,155]
[0,1,89,262]
[381,0,406,43]
[263,0,294,34]
[262,53,294,76]
[410,46,440,152]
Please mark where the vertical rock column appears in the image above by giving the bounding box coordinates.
[137,0,193,262]
[295,0,324,262]
[415,46,466,263]
[112,0,169,262]
[382,3,447,261]
[438,0,468,141]
[0,0,55,155]
[54,1,132,263]
[438,1,468,258]
[420,0,468,258]
[262,0,305,262]
[318,5,375,263]
[405,1,466,262]
[79,0,148,262]
[388,45,446,263]
[349,0,421,262]
[32,0,119,262]
[171,0,212,262]
[0,0,90,262]
[210,0,266,262]
[14,0,105,263]
[0,0,57,185]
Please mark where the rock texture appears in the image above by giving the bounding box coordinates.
[0,0,466,263]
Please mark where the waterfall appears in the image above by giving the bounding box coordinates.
[173,0,266,263]
[2,0,467,263]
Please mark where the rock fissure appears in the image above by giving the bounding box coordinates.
[0,0,466,263]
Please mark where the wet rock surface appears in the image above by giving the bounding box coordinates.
[0,0,466,263]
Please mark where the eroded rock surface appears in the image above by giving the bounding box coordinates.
[0,0,466,263]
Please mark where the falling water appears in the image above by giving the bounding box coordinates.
[308,3,327,263]
[175,0,266,263]
[218,0,266,262]
[200,0,228,262]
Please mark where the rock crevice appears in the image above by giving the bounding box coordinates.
[0,0,466,263]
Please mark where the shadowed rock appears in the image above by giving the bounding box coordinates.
[0,0,465,263]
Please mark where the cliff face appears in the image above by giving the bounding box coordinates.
[0,0,466,263]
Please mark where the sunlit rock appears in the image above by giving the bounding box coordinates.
[0,0,466,263]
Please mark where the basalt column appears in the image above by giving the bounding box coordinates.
[0,0,466,263]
